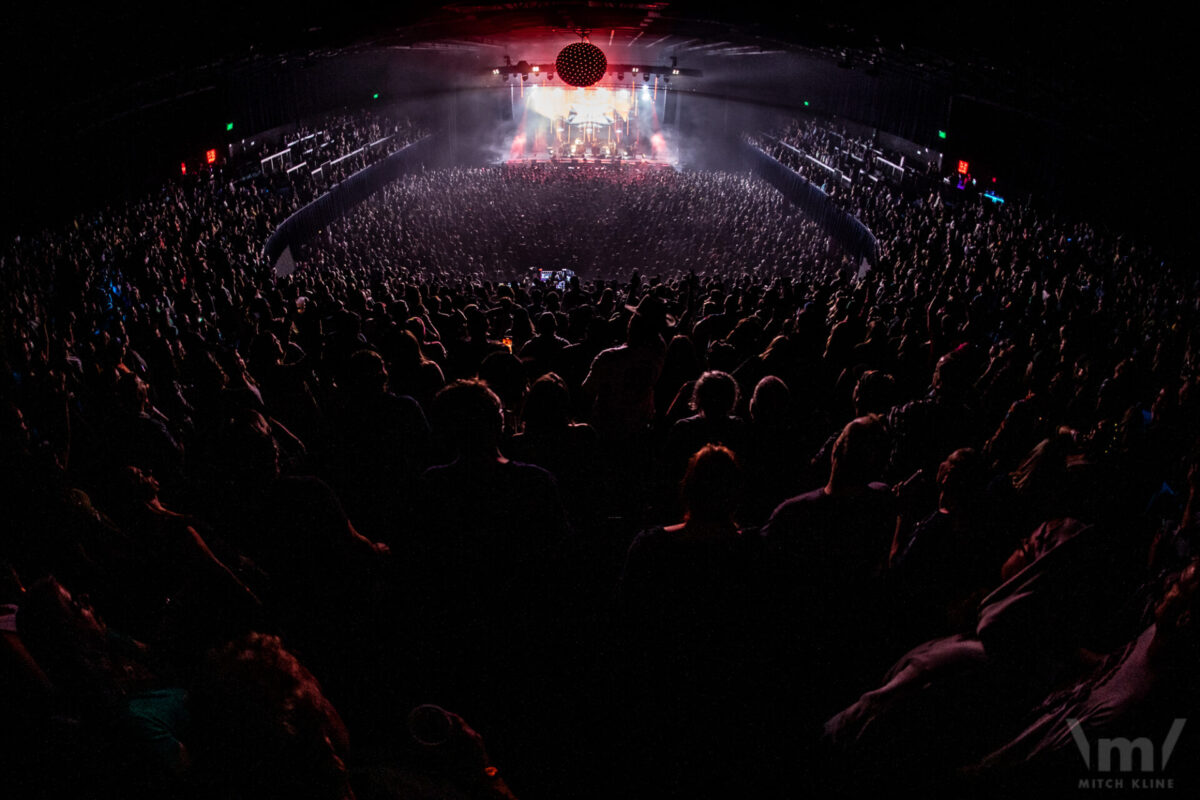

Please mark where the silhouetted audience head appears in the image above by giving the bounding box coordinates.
[432,379,505,456]
[216,409,281,481]
[534,312,557,337]
[1010,431,1073,497]
[627,308,663,348]
[681,444,742,523]
[345,349,389,395]
[189,633,352,800]
[478,351,528,413]
[17,577,152,710]
[852,370,897,417]
[750,375,790,424]
[937,447,986,510]
[521,373,572,433]
[18,577,110,676]
[931,350,971,400]
[117,373,150,414]
[690,370,739,418]
[829,415,889,489]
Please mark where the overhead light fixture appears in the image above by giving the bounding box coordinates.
[555,34,608,87]
[489,46,700,87]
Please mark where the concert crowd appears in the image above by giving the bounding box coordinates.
[2,108,1199,799]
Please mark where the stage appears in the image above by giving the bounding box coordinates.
[501,152,677,169]
[498,82,677,168]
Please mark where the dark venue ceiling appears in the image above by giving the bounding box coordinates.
[1,2,1192,238]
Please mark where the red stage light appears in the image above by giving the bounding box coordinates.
[957,159,969,175]
[555,42,607,87]
[180,162,187,175]
[206,149,218,165]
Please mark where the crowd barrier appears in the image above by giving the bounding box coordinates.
[263,135,438,274]
[744,141,879,268]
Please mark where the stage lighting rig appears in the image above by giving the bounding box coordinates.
[555,39,607,86]
[490,59,700,84]
[491,31,700,87]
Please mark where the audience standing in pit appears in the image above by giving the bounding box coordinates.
[3,105,1200,799]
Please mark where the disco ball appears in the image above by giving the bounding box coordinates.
[555,42,607,87]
